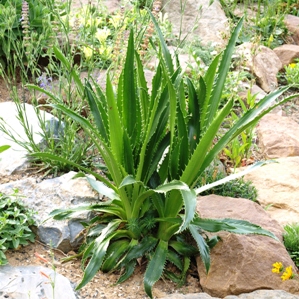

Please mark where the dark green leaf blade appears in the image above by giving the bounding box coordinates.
[144,239,168,299]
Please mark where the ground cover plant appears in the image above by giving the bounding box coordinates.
[284,223,299,267]
[26,14,299,298]
[0,189,36,265]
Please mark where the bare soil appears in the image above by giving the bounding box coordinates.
[5,241,201,299]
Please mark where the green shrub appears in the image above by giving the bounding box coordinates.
[0,189,36,265]
[283,223,299,267]
[27,16,297,298]
[199,168,258,202]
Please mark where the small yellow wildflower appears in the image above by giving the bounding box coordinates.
[281,266,294,281]
[110,14,122,29]
[95,28,111,44]
[82,46,93,60]
[272,262,283,273]
[98,45,112,59]
[86,18,101,28]
[289,63,296,69]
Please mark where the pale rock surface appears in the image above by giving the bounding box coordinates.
[244,157,299,227]
[257,113,299,158]
[161,290,299,299]
[0,102,54,175]
[196,195,299,298]
[103,0,122,13]
[273,44,299,68]
[160,293,219,299]
[147,46,198,74]
[0,265,76,299]
[235,43,282,92]
[162,0,229,47]
[224,290,299,299]
[0,171,98,252]
[71,0,122,13]
[285,14,299,45]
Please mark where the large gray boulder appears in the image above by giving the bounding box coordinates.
[0,171,98,252]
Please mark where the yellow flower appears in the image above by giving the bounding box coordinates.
[86,18,101,28]
[95,28,111,43]
[272,262,283,273]
[82,46,93,60]
[281,266,294,281]
[289,63,296,69]
[110,14,122,29]
[98,45,112,59]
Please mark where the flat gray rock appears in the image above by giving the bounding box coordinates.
[0,265,76,299]
[0,171,98,252]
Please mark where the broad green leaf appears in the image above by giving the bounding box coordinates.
[181,98,234,187]
[86,176,119,200]
[155,180,190,193]
[170,240,198,259]
[105,74,123,167]
[166,250,183,270]
[135,51,149,122]
[201,54,221,130]
[206,17,244,127]
[189,224,210,272]
[76,239,109,290]
[0,145,10,153]
[117,260,136,284]
[122,30,139,142]
[149,11,174,74]
[76,219,121,290]
[216,218,279,241]
[101,239,130,272]
[119,235,158,268]
[53,46,70,69]
[191,217,235,232]
[177,189,197,233]
[144,239,168,299]
[84,81,109,143]
[119,175,142,189]
[187,78,201,152]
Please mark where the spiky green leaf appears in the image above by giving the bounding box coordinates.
[189,225,210,272]
[144,239,168,299]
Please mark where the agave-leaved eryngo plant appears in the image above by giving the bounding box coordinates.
[27,16,296,298]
